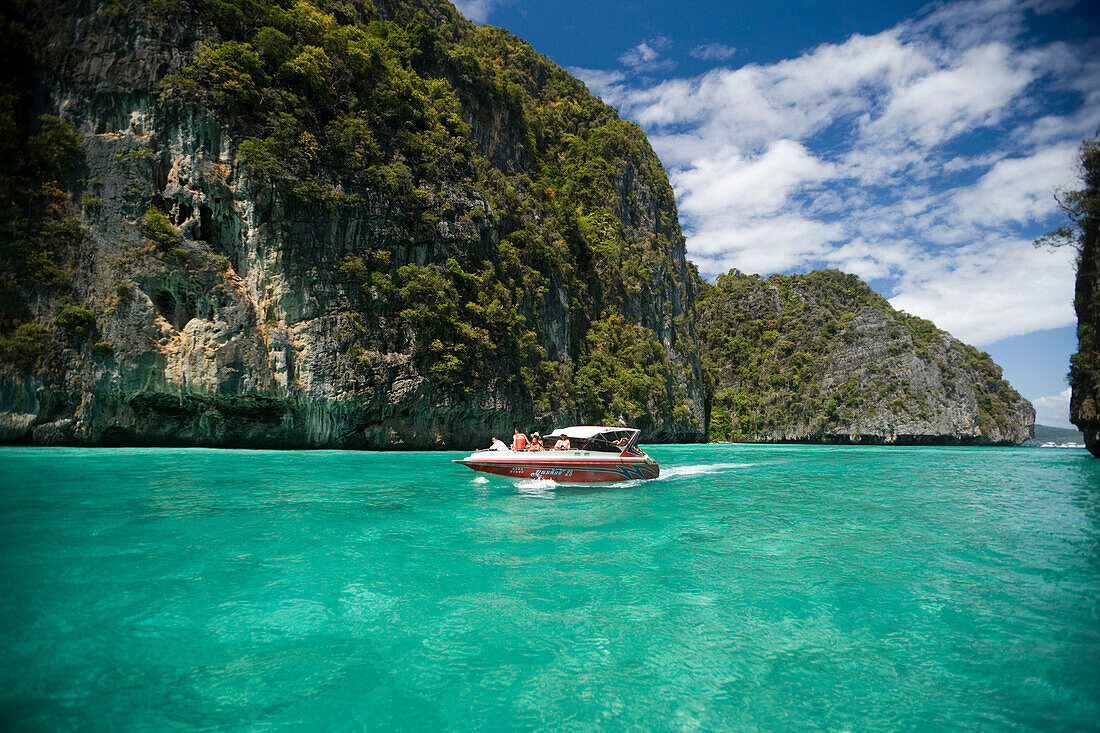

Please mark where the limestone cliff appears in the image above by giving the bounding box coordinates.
[0,0,705,447]
[697,270,1034,445]
[1067,138,1100,456]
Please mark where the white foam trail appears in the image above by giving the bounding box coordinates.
[658,463,751,479]
[471,476,489,484]
[514,478,559,497]
[514,478,558,489]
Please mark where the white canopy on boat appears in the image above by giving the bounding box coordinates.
[544,426,639,439]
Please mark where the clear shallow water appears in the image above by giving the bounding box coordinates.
[0,444,1098,731]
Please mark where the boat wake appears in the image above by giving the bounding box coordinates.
[514,478,559,497]
[657,462,751,479]
[505,462,751,493]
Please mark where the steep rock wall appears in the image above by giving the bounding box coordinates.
[0,0,705,448]
[1068,140,1100,456]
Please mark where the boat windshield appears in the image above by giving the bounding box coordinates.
[547,428,637,453]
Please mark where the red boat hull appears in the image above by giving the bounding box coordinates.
[458,458,659,483]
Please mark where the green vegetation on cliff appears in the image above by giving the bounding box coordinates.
[1039,134,1100,456]
[151,0,700,436]
[696,270,1032,445]
[0,0,1035,448]
[0,4,92,371]
[0,0,703,446]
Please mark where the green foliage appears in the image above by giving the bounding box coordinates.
[897,312,943,357]
[338,255,369,282]
[30,115,82,179]
[327,115,381,170]
[573,310,670,427]
[0,102,84,329]
[956,342,1024,440]
[1035,134,1100,252]
[133,0,701,429]
[253,26,294,68]
[396,262,464,377]
[142,206,181,249]
[1037,133,1100,440]
[54,305,95,338]
[0,322,52,370]
[164,40,269,112]
[394,257,541,384]
[697,269,1024,442]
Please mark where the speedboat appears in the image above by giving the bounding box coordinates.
[453,425,660,483]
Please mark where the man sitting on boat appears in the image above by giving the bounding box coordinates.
[553,435,570,451]
[489,436,508,451]
[511,428,528,451]
[529,432,544,451]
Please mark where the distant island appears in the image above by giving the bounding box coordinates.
[697,270,1033,446]
[1025,425,1087,448]
[0,0,1034,449]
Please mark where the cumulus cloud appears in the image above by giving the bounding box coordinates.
[580,0,1096,346]
[451,0,506,23]
[673,140,838,218]
[1031,387,1074,428]
[947,144,1080,226]
[858,43,1038,150]
[570,67,627,98]
[619,37,676,73]
[887,239,1076,344]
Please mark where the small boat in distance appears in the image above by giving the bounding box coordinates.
[453,426,660,483]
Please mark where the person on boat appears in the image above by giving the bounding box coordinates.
[511,428,528,451]
[529,432,544,451]
[489,436,508,451]
[553,435,570,451]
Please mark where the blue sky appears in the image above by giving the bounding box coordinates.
[453,0,1099,428]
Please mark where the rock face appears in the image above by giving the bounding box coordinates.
[0,1,1037,450]
[697,270,1034,445]
[1068,140,1100,456]
[0,0,705,447]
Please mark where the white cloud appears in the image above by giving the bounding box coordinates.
[569,67,626,98]
[673,140,838,218]
[1031,388,1074,429]
[451,0,506,23]
[859,43,1036,149]
[619,37,676,73]
[688,217,847,274]
[691,43,737,61]
[616,31,927,151]
[580,0,1095,347]
[949,143,1079,225]
[887,239,1076,345]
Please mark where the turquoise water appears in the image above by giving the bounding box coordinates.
[0,445,1098,731]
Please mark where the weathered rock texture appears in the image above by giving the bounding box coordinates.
[0,1,1035,449]
[0,0,705,448]
[1068,139,1100,456]
[697,270,1034,445]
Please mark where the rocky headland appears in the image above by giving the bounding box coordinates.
[0,0,1033,448]
[0,0,704,448]
[696,270,1034,445]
